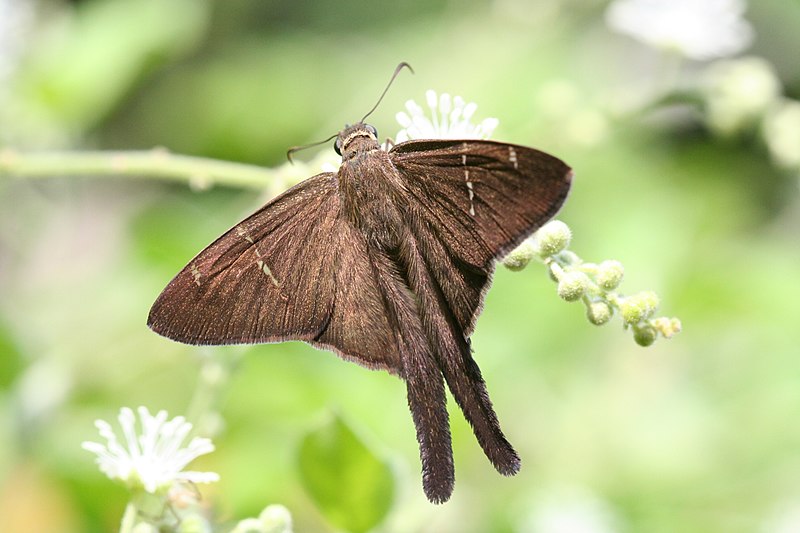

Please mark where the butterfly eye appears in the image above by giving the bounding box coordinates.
[334,138,342,156]
[366,124,378,138]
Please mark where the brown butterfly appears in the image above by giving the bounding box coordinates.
[148,73,572,503]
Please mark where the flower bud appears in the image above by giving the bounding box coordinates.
[534,220,572,258]
[652,317,682,339]
[633,324,657,347]
[260,504,293,533]
[503,239,536,271]
[557,271,588,302]
[596,259,624,291]
[586,301,612,325]
[620,291,660,325]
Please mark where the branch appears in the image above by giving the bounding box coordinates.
[0,148,283,190]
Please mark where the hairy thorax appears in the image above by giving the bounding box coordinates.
[338,145,406,251]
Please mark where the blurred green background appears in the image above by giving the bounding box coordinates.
[2,0,800,532]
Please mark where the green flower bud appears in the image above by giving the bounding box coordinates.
[586,300,612,325]
[633,324,657,346]
[260,504,293,533]
[596,259,624,291]
[503,239,536,271]
[620,291,660,325]
[534,220,572,258]
[619,298,642,325]
[638,290,660,316]
[557,271,588,302]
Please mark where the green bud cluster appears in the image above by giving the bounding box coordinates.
[503,220,681,347]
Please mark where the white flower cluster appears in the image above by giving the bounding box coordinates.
[82,406,219,494]
[394,90,499,142]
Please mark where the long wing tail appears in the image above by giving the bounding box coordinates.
[401,234,521,477]
[368,249,456,503]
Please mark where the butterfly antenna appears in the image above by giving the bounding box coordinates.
[286,132,338,163]
[360,62,414,123]
[286,62,413,163]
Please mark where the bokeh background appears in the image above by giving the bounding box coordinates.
[2,0,800,532]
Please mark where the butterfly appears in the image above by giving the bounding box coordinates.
[148,82,572,503]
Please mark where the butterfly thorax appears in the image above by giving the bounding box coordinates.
[336,124,406,250]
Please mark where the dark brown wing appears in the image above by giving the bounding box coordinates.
[390,139,572,333]
[311,221,403,374]
[148,173,340,345]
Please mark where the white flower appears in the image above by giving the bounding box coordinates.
[605,0,754,60]
[82,406,219,494]
[394,90,499,142]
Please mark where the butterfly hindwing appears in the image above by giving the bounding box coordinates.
[311,221,404,373]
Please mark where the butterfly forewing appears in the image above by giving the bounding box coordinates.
[148,173,340,345]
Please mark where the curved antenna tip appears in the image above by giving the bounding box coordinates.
[397,61,415,75]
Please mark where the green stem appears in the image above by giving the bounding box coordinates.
[0,148,276,190]
[119,501,138,533]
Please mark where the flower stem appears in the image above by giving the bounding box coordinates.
[0,148,275,190]
[119,501,138,533]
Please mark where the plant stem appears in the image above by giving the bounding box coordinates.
[119,501,137,533]
[0,148,275,190]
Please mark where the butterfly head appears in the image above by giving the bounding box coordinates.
[334,122,380,160]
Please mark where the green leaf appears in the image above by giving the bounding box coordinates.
[298,412,394,533]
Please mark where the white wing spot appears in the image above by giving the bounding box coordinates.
[462,151,476,217]
[236,226,254,244]
[190,264,201,286]
[508,146,518,169]
[256,259,281,288]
